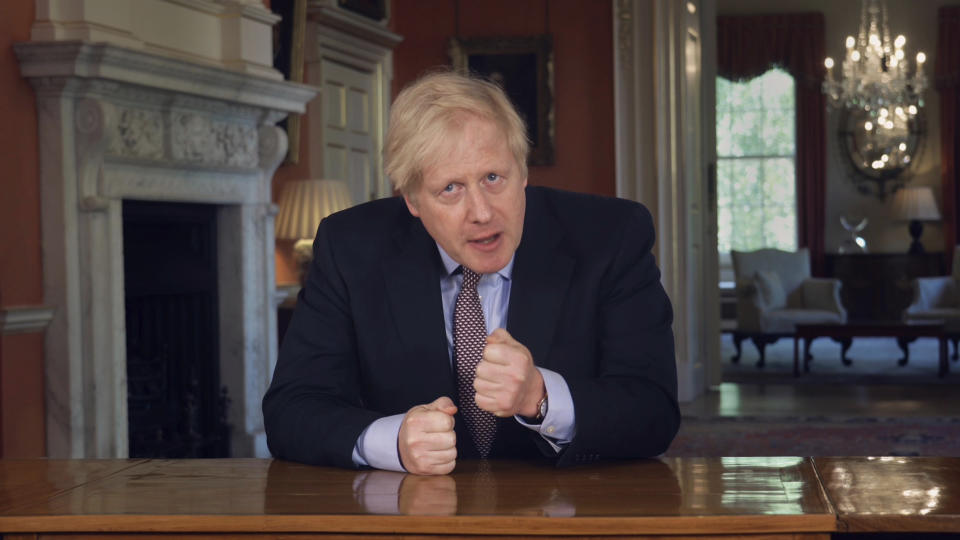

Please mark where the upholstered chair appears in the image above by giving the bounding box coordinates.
[731,248,847,367]
[904,247,960,358]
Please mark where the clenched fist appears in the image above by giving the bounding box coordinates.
[474,328,545,419]
[398,396,458,475]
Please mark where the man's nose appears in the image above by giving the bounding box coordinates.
[465,187,493,223]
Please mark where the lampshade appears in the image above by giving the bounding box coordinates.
[275,179,353,240]
[891,186,941,222]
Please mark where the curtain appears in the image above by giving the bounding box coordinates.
[717,14,826,276]
[937,6,960,271]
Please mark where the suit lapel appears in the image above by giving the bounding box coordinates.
[507,192,574,370]
[381,217,454,393]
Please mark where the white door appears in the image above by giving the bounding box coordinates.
[321,59,379,204]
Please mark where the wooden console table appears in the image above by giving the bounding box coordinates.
[793,322,948,377]
[0,458,836,539]
[825,253,944,321]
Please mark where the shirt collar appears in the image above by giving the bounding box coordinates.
[436,243,514,280]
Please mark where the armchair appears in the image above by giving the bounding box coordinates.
[731,248,847,367]
[904,247,960,359]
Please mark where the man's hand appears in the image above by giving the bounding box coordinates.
[398,396,458,475]
[474,328,545,418]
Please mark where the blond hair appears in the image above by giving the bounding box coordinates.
[384,70,529,194]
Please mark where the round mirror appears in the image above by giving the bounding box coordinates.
[837,105,925,198]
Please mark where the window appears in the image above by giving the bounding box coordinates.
[716,68,797,255]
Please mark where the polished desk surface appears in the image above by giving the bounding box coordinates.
[0,457,835,536]
[815,456,960,532]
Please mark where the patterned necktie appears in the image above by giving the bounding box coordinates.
[454,267,496,457]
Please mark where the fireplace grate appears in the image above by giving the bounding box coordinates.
[123,200,230,458]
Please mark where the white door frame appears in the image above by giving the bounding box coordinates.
[613,0,720,401]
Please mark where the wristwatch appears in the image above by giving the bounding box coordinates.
[532,393,548,422]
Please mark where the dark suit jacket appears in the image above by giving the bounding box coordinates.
[263,186,679,469]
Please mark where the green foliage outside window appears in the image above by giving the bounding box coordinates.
[717,68,797,254]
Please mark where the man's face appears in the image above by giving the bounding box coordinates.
[404,115,527,274]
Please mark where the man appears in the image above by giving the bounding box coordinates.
[263,70,679,475]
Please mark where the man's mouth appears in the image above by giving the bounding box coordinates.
[469,233,501,246]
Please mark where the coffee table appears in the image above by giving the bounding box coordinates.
[793,322,948,377]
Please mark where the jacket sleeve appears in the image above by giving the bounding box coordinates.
[557,204,680,466]
[262,220,382,468]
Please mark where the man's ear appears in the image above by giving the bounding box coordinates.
[403,193,421,218]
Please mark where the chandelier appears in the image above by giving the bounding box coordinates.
[823,0,927,188]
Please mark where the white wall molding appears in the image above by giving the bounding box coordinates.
[0,306,56,335]
[15,41,316,459]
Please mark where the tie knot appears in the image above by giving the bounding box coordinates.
[461,267,482,289]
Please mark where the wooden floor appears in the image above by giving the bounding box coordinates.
[682,382,960,419]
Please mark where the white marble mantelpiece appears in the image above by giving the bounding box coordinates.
[32,0,280,80]
[15,40,317,459]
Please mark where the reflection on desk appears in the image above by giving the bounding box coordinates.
[816,456,960,532]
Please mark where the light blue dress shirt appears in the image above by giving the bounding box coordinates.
[351,246,577,471]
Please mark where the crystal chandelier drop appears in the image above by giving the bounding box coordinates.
[823,0,927,183]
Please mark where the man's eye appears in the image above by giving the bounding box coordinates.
[442,184,456,193]
[485,173,501,182]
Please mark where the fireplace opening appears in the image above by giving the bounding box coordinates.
[123,200,230,458]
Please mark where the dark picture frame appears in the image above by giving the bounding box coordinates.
[270,0,307,164]
[449,35,555,166]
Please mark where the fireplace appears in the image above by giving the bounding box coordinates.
[15,40,316,458]
[123,200,231,458]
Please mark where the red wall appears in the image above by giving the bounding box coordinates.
[272,89,313,285]
[0,0,46,457]
[390,0,615,196]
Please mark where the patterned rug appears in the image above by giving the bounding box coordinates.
[666,335,960,457]
[666,416,960,457]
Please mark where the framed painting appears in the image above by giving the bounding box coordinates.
[449,35,555,166]
[270,0,307,164]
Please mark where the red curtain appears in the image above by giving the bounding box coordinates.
[717,14,826,276]
[937,6,960,271]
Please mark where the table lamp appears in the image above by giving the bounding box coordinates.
[891,185,941,254]
[275,179,353,284]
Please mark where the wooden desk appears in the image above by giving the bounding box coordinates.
[815,456,960,533]
[0,457,836,539]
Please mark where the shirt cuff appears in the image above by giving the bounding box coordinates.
[352,414,406,472]
[515,367,576,450]
[352,470,406,514]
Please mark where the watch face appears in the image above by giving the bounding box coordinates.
[539,396,548,418]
